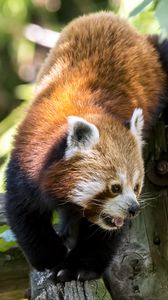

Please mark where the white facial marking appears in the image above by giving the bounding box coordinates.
[117,171,127,186]
[65,116,99,159]
[133,170,139,186]
[71,179,105,207]
[130,108,144,146]
[101,187,139,226]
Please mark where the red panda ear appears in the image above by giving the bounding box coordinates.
[65,116,99,159]
[130,108,144,146]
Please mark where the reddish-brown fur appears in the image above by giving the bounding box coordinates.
[13,12,166,202]
[6,12,168,278]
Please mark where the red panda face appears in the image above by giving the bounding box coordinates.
[41,109,144,231]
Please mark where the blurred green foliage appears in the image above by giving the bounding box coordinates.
[0,225,16,251]
[0,0,168,251]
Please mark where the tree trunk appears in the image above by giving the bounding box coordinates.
[105,116,168,300]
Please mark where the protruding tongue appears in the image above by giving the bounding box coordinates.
[113,217,124,227]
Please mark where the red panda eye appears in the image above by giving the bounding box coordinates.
[134,184,139,193]
[111,184,122,194]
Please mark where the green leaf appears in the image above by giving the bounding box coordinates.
[130,0,153,17]
[155,0,168,33]
[0,239,16,252]
[131,10,160,34]
[52,211,59,225]
[0,225,9,234]
[0,102,27,136]
[0,225,16,252]
[15,84,34,101]
[0,160,8,192]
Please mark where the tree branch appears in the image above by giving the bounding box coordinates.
[30,270,111,300]
[0,192,6,225]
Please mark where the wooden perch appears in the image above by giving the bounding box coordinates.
[30,270,111,300]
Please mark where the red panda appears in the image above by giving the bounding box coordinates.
[6,12,168,281]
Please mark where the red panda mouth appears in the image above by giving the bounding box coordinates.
[101,214,124,229]
[112,217,124,227]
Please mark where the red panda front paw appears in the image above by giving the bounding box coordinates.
[56,268,101,282]
[51,258,102,282]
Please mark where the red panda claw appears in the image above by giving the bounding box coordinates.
[56,269,74,282]
[54,268,101,282]
[77,270,101,281]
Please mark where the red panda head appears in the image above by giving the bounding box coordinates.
[41,108,144,230]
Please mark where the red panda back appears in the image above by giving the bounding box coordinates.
[13,12,166,179]
[37,12,166,122]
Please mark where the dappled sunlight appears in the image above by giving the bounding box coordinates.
[25,23,60,48]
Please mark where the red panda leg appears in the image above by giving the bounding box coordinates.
[58,205,81,251]
[53,218,126,282]
[6,159,67,271]
[6,195,67,270]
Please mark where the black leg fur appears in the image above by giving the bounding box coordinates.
[58,204,81,251]
[6,158,67,270]
[148,35,168,112]
[54,218,127,282]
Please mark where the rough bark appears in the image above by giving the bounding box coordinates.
[0,193,6,225]
[30,270,111,300]
[105,117,168,300]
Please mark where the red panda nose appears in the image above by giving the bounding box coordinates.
[128,202,140,216]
